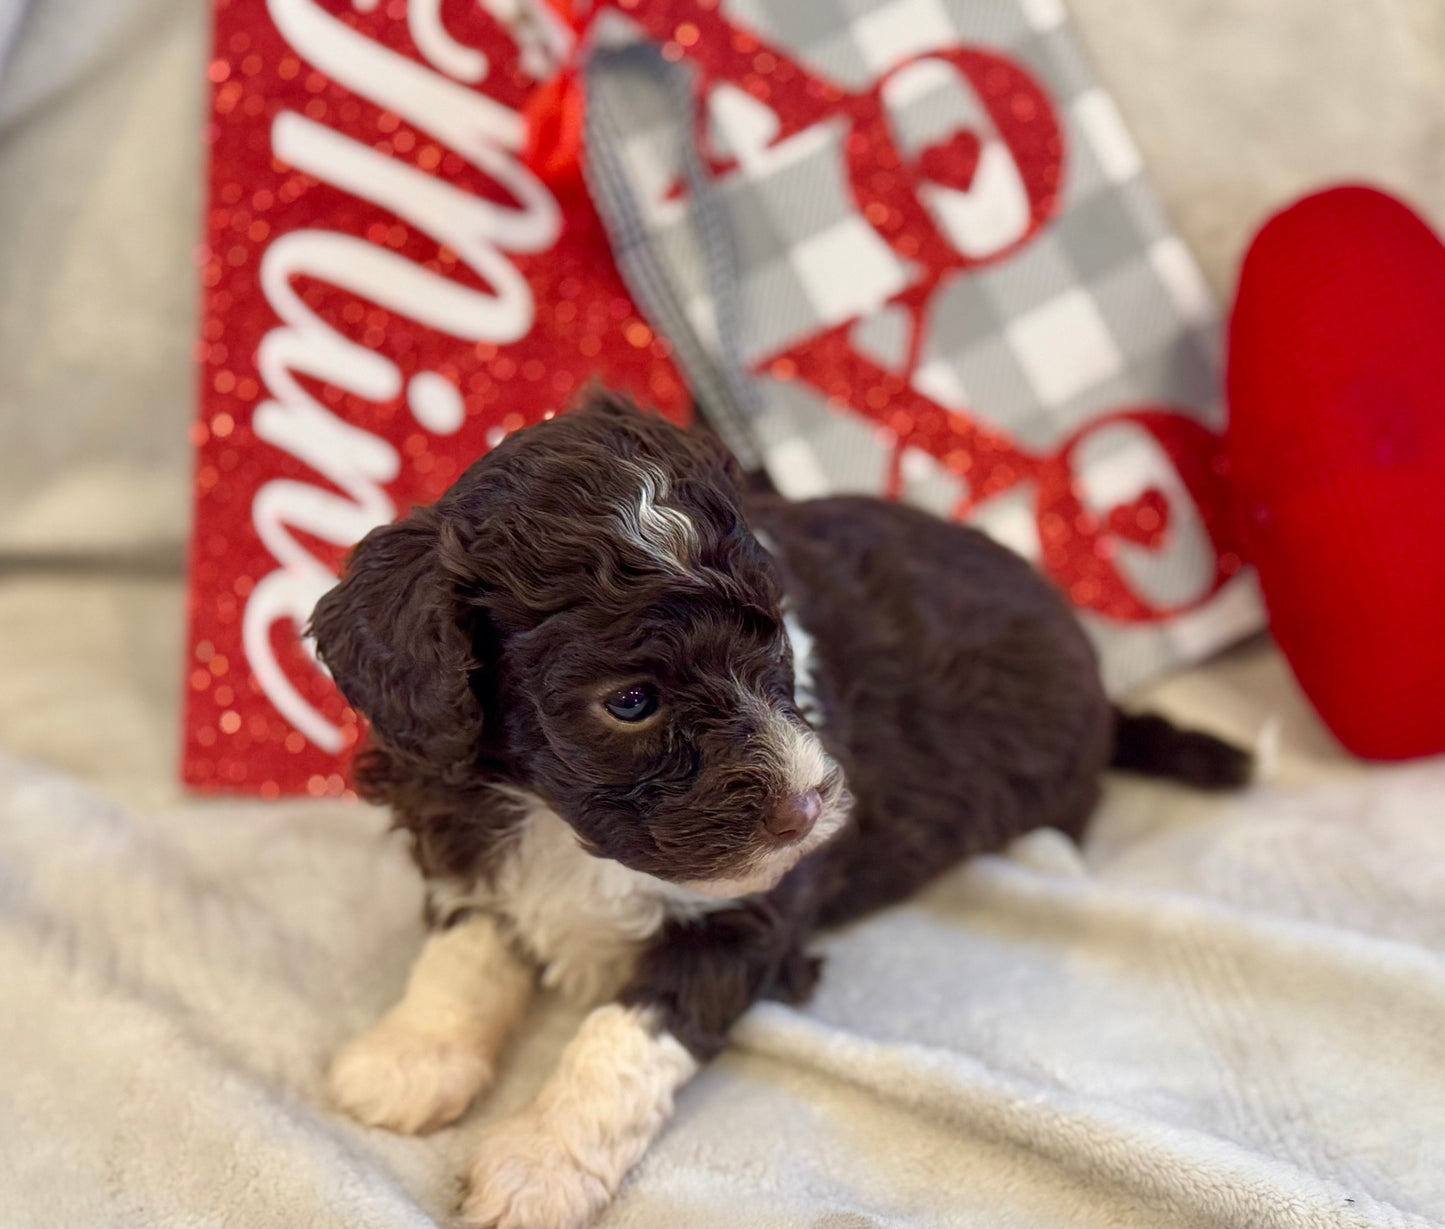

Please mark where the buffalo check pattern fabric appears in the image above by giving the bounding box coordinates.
[586,0,1263,693]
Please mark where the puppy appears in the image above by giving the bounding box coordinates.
[310,391,1249,1228]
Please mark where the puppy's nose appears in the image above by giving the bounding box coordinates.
[765,789,821,842]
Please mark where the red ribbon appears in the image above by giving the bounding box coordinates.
[521,0,589,187]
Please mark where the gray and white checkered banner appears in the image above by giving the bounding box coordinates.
[584,0,1262,693]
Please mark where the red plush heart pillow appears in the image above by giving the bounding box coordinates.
[1228,185,1445,760]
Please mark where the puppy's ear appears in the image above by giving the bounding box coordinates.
[309,509,483,772]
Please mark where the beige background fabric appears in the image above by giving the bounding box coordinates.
[0,0,204,554]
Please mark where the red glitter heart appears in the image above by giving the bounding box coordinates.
[914,129,982,193]
[1107,487,1171,548]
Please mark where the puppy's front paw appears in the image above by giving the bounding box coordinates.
[329,1017,493,1134]
[460,1112,610,1229]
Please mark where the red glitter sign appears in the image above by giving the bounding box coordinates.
[185,0,687,796]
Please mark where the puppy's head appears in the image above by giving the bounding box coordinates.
[311,392,849,897]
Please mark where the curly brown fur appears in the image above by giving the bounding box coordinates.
[310,390,1250,1229]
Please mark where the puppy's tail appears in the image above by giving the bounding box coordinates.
[1110,709,1254,790]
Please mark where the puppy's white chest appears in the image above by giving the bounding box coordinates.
[456,803,709,1005]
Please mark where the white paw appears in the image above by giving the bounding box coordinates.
[328,1017,493,1134]
[460,1112,611,1229]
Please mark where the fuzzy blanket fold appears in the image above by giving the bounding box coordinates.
[3,748,1442,1228]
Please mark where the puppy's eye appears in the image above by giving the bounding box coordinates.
[603,684,659,724]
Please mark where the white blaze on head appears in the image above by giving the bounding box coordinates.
[613,460,700,575]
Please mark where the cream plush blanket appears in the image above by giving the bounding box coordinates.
[3,634,1444,1228]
